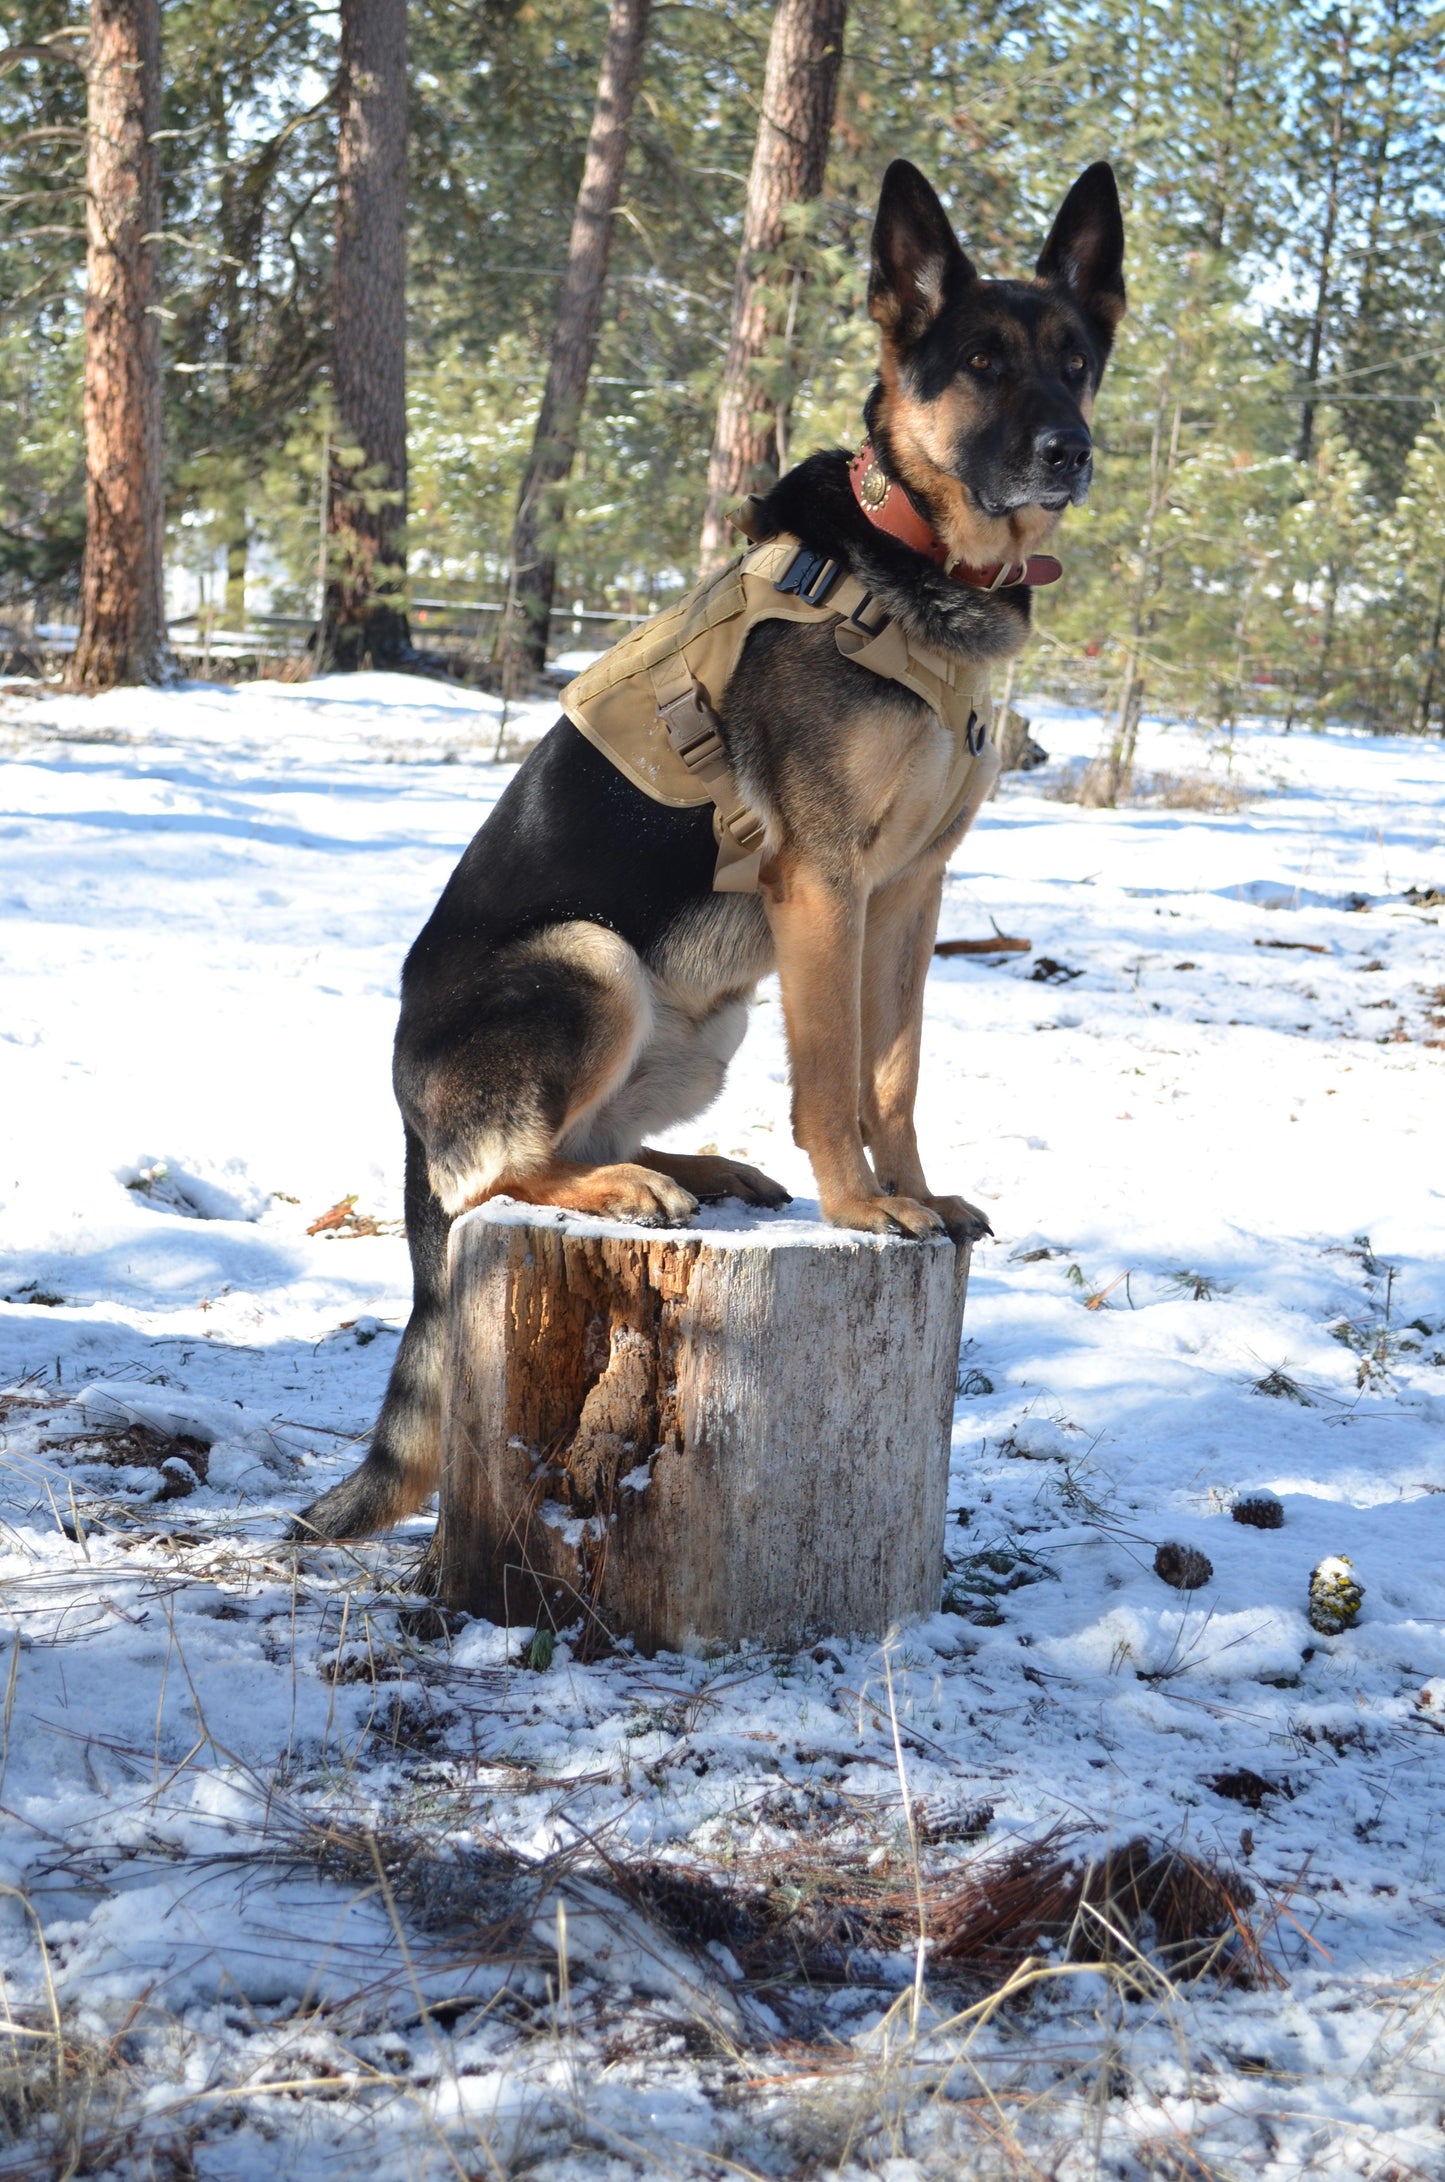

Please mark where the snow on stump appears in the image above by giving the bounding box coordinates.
[438,1200,971,1656]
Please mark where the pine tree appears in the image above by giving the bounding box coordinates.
[320,0,410,672]
[1330,0,1443,499]
[0,7,88,619]
[696,0,848,576]
[1378,420,1445,733]
[66,0,174,690]
[498,0,652,683]
[162,0,334,632]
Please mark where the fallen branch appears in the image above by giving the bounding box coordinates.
[1254,937,1328,955]
[935,934,1031,958]
[307,1194,358,1235]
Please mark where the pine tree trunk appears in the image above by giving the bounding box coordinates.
[1295,23,1353,468]
[1418,558,1445,736]
[696,0,847,577]
[1203,10,1244,252]
[320,0,410,673]
[67,0,173,693]
[1085,397,1179,806]
[224,533,247,626]
[498,0,651,684]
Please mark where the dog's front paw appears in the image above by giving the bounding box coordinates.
[564,1163,699,1227]
[822,1193,949,1240]
[924,1193,993,1244]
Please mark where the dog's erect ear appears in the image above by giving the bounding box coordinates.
[869,160,975,345]
[1035,163,1126,340]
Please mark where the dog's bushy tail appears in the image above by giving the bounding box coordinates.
[289,1129,451,1542]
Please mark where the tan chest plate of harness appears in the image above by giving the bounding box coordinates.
[559,534,999,893]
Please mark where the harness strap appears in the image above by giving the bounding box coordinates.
[648,648,768,894]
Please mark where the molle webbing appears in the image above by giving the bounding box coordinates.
[559,535,998,894]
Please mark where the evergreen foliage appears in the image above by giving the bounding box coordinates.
[1,0,1441,729]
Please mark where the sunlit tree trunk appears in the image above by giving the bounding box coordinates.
[1086,396,1180,806]
[319,0,410,672]
[696,0,847,577]
[224,534,248,625]
[1203,10,1244,251]
[1418,559,1445,735]
[67,0,173,692]
[1295,17,1354,468]
[498,0,651,685]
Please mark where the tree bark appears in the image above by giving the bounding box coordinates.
[1085,395,1180,806]
[67,0,173,693]
[498,0,651,684]
[224,532,247,626]
[439,1203,968,1655]
[1295,17,1355,468]
[319,0,410,672]
[696,0,847,577]
[1418,556,1445,736]
[1203,9,1245,252]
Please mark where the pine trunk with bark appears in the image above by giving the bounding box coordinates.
[320,0,410,672]
[67,0,173,693]
[1085,394,1180,807]
[498,0,651,684]
[1295,20,1354,468]
[696,0,847,576]
[1419,558,1445,735]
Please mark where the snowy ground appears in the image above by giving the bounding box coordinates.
[0,671,1442,2179]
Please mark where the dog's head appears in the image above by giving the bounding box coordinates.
[866,160,1125,569]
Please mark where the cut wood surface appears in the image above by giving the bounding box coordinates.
[439,1201,970,1655]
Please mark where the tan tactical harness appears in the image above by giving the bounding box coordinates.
[560,533,999,894]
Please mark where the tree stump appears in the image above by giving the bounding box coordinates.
[439,1201,970,1655]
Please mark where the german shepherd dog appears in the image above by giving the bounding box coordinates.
[294,158,1125,1543]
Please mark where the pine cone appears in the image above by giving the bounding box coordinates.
[1232,1492,1284,1529]
[1154,1541,1213,1590]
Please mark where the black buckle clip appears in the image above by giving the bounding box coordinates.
[849,591,890,638]
[965,710,988,757]
[775,546,841,606]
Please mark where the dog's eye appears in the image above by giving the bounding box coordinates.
[1066,353,1087,376]
[968,351,992,373]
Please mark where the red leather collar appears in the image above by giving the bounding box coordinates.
[847,442,1062,591]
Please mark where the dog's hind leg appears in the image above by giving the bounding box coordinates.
[289,1125,451,1542]
[291,923,698,1543]
[409,923,703,1228]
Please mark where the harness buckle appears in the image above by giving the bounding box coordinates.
[775,545,841,606]
[676,727,724,770]
[849,591,891,637]
[656,681,721,764]
[727,810,767,851]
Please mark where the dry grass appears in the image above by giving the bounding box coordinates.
[0,1396,1363,2180]
[1048,763,1257,812]
[596,1828,1266,2006]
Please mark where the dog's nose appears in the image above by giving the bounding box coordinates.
[1036,426,1092,477]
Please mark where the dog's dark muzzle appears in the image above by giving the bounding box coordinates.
[1034,423,1093,505]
